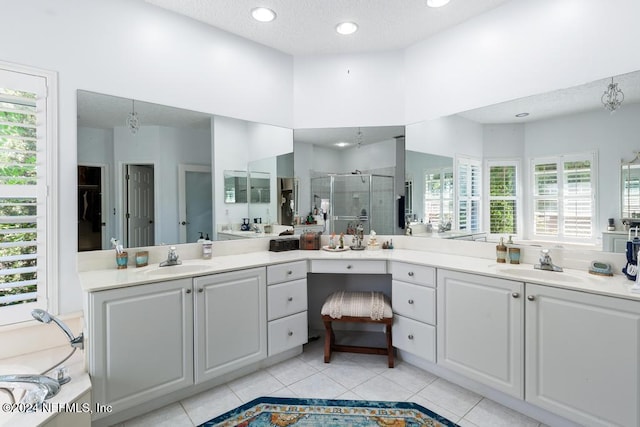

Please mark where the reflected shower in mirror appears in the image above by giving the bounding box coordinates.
[294,125,405,236]
[224,170,248,204]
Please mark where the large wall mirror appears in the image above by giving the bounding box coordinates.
[294,126,405,236]
[406,70,640,251]
[77,90,293,251]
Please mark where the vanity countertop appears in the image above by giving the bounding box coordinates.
[78,247,640,302]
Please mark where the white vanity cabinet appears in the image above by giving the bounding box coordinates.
[266,261,308,356]
[87,278,194,418]
[390,261,437,362]
[437,269,524,398]
[525,284,640,427]
[193,267,267,383]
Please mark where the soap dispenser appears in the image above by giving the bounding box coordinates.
[496,237,507,263]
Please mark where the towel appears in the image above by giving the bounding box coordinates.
[321,291,392,320]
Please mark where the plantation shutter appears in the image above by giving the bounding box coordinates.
[456,157,481,232]
[563,160,592,238]
[488,163,518,235]
[0,68,48,320]
[424,168,454,228]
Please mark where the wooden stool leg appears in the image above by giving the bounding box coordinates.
[323,319,333,363]
[386,323,394,368]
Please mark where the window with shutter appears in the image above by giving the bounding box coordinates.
[0,64,57,325]
[456,157,482,232]
[424,168,453,228]
[487,160,520,237]
[531,153,596,242]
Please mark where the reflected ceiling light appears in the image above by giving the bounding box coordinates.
[126,99,140,134]
[427,0,451,7]
[251,7,276,22]
[515,112,529,118]
[602,77,624,112]
[336,22,358,35]
[335,142,350,148]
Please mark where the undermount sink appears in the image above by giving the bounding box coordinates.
[142,264,209,276]
[496,267,582,283]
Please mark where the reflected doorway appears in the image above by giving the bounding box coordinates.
[178,164,213,243]
[125,164,155,248]
[78,165,106,251]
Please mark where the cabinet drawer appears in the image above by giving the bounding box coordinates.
[393,315,436,363]
[267,261,308,285]
[267,279,307,320]
[389,262,435,287]
[310,259,387,274]
[268,311,308,356]
[392,280,436,324]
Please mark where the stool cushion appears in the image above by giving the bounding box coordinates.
[321,291,392,320]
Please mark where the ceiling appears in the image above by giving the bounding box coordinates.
[143,0,513,55]
[294,126,405,150]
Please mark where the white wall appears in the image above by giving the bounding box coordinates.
[406,115,484,159]
[405,0,640,123]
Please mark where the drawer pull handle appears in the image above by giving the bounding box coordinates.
[346,265,353,269]
[288,330,293,336]
[408,271,414,277]
[527,295,536,301]
[512,292,520,299]
[287,296,293,302]
[408,334,414,340]
[408,299,414,304]
[185,289,192,294]
[287,270,293,275]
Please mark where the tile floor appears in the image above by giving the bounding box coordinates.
[117,336,545,427]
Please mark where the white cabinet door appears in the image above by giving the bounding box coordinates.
[194,267,267,383]
[88,279,194,417]
[525,284,640,427]
[437,269,524,398]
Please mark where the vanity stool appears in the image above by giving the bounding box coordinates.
[321,291,394,368]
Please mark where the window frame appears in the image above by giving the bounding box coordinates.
[485,158,522,240]
[0,61,58,325]
[529,151,597,244]
[455,155,482,232]
[423,166,454,229]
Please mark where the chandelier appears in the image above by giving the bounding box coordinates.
[126,99,140,134]
[355,127,364,148]
[601,77,624,112]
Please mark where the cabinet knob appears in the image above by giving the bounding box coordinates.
[408,299,414,304]
[287,296,293,302]
[346,265,353,269]
[408,271,414,277]
[408,334,414,340]
[287,270,293,275]
[512,292,520,298]
[527,295,535,301]
[185,289,192,294]
[288,330,293,336]
[198,288,204,293]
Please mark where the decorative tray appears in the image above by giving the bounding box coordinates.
[322,246,350,252]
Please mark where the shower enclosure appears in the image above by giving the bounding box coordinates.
[310,173,395,235]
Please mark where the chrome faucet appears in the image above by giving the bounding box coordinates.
[0,374,61,408]
[159,246,181,267]
[534,249,563,272]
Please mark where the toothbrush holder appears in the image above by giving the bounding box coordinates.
[116,251,128,269]
[135,251,149,267]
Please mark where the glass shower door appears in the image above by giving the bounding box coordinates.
[332,174,370,234]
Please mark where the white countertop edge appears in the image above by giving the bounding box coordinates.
[78,248,640,302]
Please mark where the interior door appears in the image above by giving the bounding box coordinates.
[125,164,154,247]
[78,165,107,251]
[178,164,213,243]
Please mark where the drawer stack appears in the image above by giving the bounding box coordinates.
[390,261,436,362]
[266,261,308,356]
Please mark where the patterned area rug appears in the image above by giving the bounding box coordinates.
[199,396,460,426]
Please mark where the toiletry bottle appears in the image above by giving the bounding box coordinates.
[202,238,213,259]
[197,231,204,243]
[496,237,507,263]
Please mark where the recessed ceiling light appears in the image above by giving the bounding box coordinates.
[427,0,451,7]
[251,7,276,23]
[515,112,530,118]
[336,22,358,35]
[335,142,350,148]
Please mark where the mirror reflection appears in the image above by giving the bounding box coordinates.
[77,90,293,250]
[224,170,248,204]
[294,126,405,236]
[406,70,640,251]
